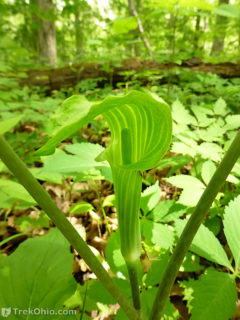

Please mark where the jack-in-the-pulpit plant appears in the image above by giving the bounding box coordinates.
[35,90,172,310]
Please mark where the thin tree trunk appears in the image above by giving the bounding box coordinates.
[238,21,240,52]
[193,13,201,51]
[29,0,40,53]
[37,0,57,67]
[128,0,140,56]
[211,0,229,56]
[75,8,83,59]
[128,0,152,56]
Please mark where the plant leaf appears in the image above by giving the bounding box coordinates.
[223,195,240,270]
[190,269,237,320]
[165,175,205,207]
[145,252,169,286]
[0,115,22,134]
[0,179,36,206]
[113,17,138,34]
[213,97,228,116]
[140,181,161,214]
[142,219,174,250]
[175,219,232,269]
[201,160,216,185]
[172,100,197,125]
[0,228,77,319]
[149,200,186,223]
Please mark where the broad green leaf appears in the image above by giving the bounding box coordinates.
[197,142,223,162]
[0,253,5,265]
[175,219,232,269]
[15,212,50,231]
[191,105,214,128]
[113,17,138,34]
[30,168,64,184]
[213,97,228,116]
[0,179,36,206]
[215,4,240,18]
[64,282,97,316]
[157,155,192,171]
[180,253,204,272]
[0,115,22,134]
[171,141,197,158]
[223,196,240,270]
[140,181,161,214]
[179,188,205,207]
[201,160,216,185]
[166,175,204,190]
[190,269,237,320]
[149,200,186,222]
[142,219,174,249]
[0,228,77,319]
[105,230,128,278]
[146,252,169,286]
[171,134,198,158]
[0,190,16,209]
[205,216,221,236]
[165,175,205,207]
[35,96,93,156]
[102,194,116,207]
[69,202,94,214]
[87,278,131,305]
[226,173,240,185]
[224,115,240,131]
[197,123,226,143]
[172,122,188,135]
[41,148,110,174]
[64,142,105,156]
[172,100,197,125]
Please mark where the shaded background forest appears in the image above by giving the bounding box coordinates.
[1,0,240,71]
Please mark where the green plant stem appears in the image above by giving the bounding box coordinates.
[0,135,140,320]
[127,261,141,312]
[149,129,240,320]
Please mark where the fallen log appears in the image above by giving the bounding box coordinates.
[20,58,240,91]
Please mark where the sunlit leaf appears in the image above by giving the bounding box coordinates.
[175,219,232,269]
[223,196,240,270]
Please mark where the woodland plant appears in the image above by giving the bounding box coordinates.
[35,90,173,312]
[0,90,240,319]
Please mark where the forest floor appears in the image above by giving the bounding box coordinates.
[1,68,240,319]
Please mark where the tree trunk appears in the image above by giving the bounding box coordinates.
[128,0,152,56]
[29,0,40,53]
[211,0,229,56]
[128,0,140,56]
[37,0,57,67]
[193,13,201,52]
[75,9,83,59]
[74,0,84,59]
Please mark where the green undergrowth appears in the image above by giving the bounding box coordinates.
[0,68,240,319]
